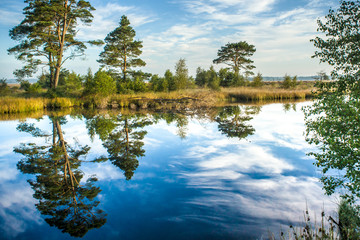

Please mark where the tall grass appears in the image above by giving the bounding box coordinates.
[0,97,45,114]
[223,87,313,102]
[0,97,76,114]
[0,86,314,114]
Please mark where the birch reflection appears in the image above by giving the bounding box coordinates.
[215,106,260,139]
[14,116,106,238]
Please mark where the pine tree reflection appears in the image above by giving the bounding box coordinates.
[215,106,260,139]
[86,113,152,180]
[152,112,189,139]
[14,116,106,238]
[103,114,152,180]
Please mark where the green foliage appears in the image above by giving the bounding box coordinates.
[232,74,247,87]
[195,66,220,90]
[19,80,31,91]
[84,70,116,96]
[173,58,190,90]
[0,78,10,95]
[165,69,175,91]
[94,70,116,96]
[98,15,145,84]
[251,72,264,87]
[218,68,236,87]
[311,0,360,76]
[338,200,360,239]
[315,70,330,81]
[213,41,256,76]
[83,68,95,93]
[195,67,207,87]
[58,70,82,96]
[129,77,148,92]
[282,74,297,89]
[27,82,42,94]
[14,117,106,237]
[8,0,99,89]
[215,106,258,139]
[305,0,360,205]
[38,73,51,89]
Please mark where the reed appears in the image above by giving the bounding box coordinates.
[0,97,45,114]
[46,97,75,109]
[0,86,314,114]
[0,97,78,114]
[223,87,313,102]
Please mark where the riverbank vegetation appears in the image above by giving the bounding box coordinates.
[0,79,314,114]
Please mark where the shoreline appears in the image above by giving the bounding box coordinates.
[0,87,314,114]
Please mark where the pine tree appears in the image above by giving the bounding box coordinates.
[98,15,145,86]
[8,0,102,89]
[213,41,256,76]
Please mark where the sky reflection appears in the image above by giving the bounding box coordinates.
[0,102,337,239]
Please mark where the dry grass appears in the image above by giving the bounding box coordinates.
[0,97,77,114]
[223,87,313,102]
[0,85,315,114]
[0,97,45,114]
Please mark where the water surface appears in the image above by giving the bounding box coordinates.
[0,102,335,239]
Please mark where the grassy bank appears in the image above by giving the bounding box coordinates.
[224,87,313,101]
[0,97,76,114]
[0,84,315,114]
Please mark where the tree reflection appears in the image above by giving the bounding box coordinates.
[103,114,152,180]
[283,103,297,112]
[215,106,260,139]
[14,116,106,237]
[85,113,152,180]
[152,112,189,139]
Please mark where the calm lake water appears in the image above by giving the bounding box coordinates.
[0,101,336,240]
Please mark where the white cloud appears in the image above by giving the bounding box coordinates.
[0,9,23,26]
[171,0,335,76]
[0,183,42,238]
[78,3,155,41]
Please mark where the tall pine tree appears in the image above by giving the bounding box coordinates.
[98,15,145,85]
[8,0,102,89]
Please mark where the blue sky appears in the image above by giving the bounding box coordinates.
[0,0,338,79]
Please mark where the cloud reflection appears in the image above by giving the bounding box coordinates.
[173,102,336,235]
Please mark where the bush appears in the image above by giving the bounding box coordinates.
[0,78,10,95]
[20,80,31,91]
[251,73,264,87]
[57,71,82,96]
[130,77,148,92]
[232,74,246,87]
[150,74,169,92]
[282,74,297,89]
[84,70,116,96]
[27,82,42,94]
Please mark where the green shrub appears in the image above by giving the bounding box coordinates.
[57,71,82,96]
[0,78,10,95]
[84,70,116,96]
[251,73,264,87]
[282,75,297,89]
[27,82,42,94]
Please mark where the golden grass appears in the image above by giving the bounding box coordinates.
[223,87,313,101]
[0,85,315,114]
[0,97,45,114]
[0,97,77,114]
